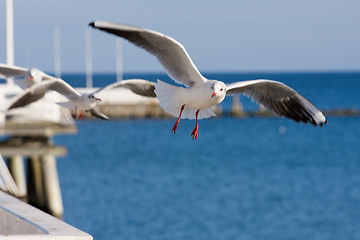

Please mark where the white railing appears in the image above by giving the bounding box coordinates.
[0,191,92,239]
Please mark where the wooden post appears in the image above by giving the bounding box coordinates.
[8,155,27,197]
[230,95,245,117]
[41,154,63,219]
[27,156,45,210]
[256,103,272,117]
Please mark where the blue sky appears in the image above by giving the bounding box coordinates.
[0,0,359,73]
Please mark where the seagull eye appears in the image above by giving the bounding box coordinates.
[211,86,214,90]
[220,88,223,91]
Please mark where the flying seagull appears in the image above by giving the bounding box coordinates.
[7,78,156,120]
[0,63,54,88]
[89,21,327,139]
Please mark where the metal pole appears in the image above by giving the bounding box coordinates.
[54,28,61,79]
[116,39,123,82]
[6,0,14,84]
[85,28,93,88]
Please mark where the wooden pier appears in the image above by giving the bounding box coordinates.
[0,122,76,219]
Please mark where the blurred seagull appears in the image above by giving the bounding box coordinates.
[90,21,327,139]
[7,78,156,120]
[0,63,54,88]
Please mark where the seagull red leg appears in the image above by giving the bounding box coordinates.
[172,104,185,134]
[191,110,200,140]
[79,111,84,120]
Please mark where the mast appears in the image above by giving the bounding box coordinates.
[53,28,61,79]
[115,39,123,82]
[85,28,93,88]
[6,0,14,84]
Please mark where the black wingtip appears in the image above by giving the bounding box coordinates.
[88,21,95,27]
[318,119,328,127]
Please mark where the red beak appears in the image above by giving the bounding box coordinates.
[212,92,217,98]
[96,98,102,102]
[30,76,34,80]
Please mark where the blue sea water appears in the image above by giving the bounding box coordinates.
[55,72,360,240]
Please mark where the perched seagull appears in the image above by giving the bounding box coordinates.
[7,78,156,120]
[0,63,54,88]
[89,21,327,139]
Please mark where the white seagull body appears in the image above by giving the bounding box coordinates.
[7,78,105,120]
[0,63,54,88]
[90,21,327,139]
[7,78,156,120]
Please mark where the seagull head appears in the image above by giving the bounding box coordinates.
[210,81,226,103]
[26,68,43,86]
[88,94,102,102]
[81,94,102,109]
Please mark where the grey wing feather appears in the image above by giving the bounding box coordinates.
[8,90,46,110]
[7,79,80,110]
[0,64,28,78]
[89,108,109,120]
[226,79,327,126]
[89,21,206,87]
[47,78,81,98]
[41,73,56,80]
[94,79,156,97]
[7,80,57,110]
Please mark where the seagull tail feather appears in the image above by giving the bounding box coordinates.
[154,80,183,118]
